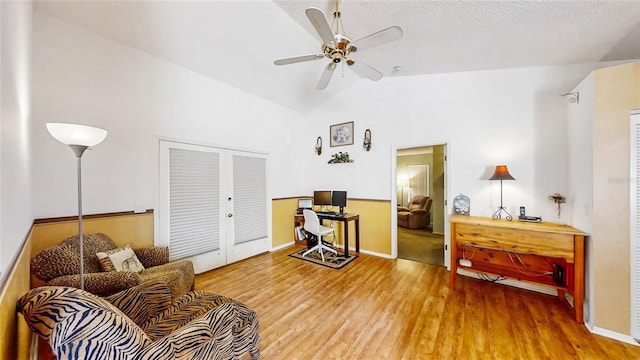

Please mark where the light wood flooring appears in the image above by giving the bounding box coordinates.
[196,246,639,360]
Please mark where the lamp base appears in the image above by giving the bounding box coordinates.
[492,206,513,221]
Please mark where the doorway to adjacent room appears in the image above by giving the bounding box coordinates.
[395,145,446,267]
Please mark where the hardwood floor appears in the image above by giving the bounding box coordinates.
[196,246,639,359]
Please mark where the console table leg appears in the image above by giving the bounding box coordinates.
[449,223,457,290]
[574,235,585,324]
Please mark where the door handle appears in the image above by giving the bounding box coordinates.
[228,213,233,218]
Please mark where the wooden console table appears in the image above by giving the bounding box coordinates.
[449,215,587,323]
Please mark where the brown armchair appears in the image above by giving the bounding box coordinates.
[397,195,432,229]
[30,233,194,299]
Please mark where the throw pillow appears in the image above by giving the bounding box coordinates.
[96,245,145,273]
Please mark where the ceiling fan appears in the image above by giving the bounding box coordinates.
[274,1,403,90]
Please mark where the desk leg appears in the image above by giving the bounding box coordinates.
[344,220,349,257]
[355,219,360,253]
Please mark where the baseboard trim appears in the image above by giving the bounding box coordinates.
[586,323,639,346]
[355,248,392,259]
[332,244,392,259]
[457,268,558,296]
[271,241,295,252]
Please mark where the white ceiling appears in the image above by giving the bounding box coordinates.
[34,0,640,112]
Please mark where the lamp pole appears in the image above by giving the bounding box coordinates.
[46,123,107,292]
[70,145,89,290]
[491,179,513,220]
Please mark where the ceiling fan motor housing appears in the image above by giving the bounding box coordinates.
[322,34,355,63]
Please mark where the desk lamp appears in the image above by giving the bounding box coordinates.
[46,123,107,290]
[489,165,515,221]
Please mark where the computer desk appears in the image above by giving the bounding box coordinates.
[316,212,360,257]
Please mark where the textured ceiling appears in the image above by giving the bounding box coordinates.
[34,0,640,112]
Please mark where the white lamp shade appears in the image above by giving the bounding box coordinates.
[46,123,107,146]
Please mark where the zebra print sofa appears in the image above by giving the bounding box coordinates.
[30,233,195,299]
[17,281,261,360]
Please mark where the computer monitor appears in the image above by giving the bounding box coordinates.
[298,199,313,210]
[313,191,332,208]
[332,191,347,213]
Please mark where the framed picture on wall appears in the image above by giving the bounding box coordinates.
[330,121,354,147]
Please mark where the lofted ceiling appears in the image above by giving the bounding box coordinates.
[34,0,640,112]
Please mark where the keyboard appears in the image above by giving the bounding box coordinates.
[317,212,345,217]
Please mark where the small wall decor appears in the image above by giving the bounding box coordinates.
[315,136,322,155]
[561,92,580,104]
[548,193,566,217]
[330,121,354,147]
[363,129,371,151]
[328,152,353,164]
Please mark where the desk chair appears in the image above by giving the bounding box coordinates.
[302,209,337,261]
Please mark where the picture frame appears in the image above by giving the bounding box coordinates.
[330,121,354,147]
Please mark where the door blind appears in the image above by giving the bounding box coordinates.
[232,155,267,245]
[631,111,640,339]
[169,148,221,261]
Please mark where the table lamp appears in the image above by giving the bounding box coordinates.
[489,165,515,221]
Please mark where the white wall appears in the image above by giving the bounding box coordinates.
[302,64,604,222]
[0,0,33,274]
[566,73,595,326]
[31,12,305,222]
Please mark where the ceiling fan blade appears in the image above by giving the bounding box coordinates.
[349,60,383,81]
[306,7,335,44]
[274,54,324,66]
[353,26,403,51]
[317,63,336,90]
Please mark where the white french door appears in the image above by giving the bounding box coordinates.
[227,151,270,263]
[158,141,270,274]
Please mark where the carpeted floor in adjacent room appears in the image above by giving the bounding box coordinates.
[397,226,444,267]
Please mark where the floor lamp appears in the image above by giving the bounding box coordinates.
[489,165,515,221]
[46,123,107,290]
